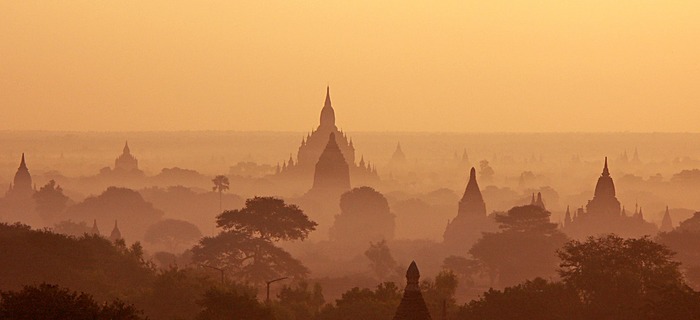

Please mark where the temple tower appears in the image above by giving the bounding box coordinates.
[6,153,34,199]
[109,220,122,242]
[585,157,621,216]
[114,141,140,173]
[457,168,486,217]
[392,261,432,320]
[660,206,673,232]
[310,133,351,194]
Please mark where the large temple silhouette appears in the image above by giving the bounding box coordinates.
[562,157,657,238]
[443,167,496,251]
[276,87,378,190]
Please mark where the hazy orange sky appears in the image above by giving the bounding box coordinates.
[1,1,698,132]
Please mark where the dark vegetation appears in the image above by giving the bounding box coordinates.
[2,194,700,319]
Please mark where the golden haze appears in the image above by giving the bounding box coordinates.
[1,1,698,132]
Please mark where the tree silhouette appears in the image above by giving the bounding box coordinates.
[144,219,202,252]
[316,282,401,320]
[212,175,230,213]
[364,240,399,281]
[558,234,689,318]
[197,286,273,320]
[0,283,145,320]
[330,187,395,244]
[470,205,568,286]
[33,180,70,223]
[192,197,316,285]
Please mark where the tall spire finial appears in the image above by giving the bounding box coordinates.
[123,141,130,155]
[320,86,336,127]
[19,153,27,169]
[602,157,610,176]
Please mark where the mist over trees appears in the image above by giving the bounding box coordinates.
[3,133,700,319]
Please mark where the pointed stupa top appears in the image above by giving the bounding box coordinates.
[393,261,432,320]
[319,86,336,128]
[602,157,610,177]
[109,220,122,242]
[91,219,100,236]
[391,142,407,163]
[564,206,572,225]
[19,153,27,169]
[530,193,536,205]
[406,261,420,291]
[660,206,673,232]
[594,157,616,198]
[535,192,546,210]
[10,153,33,195]
[123,141,131,155]
[458,167,486,217]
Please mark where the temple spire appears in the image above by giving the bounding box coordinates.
[19,153,27,169]
[324,85,331,108]
[602,157,610,177]
[123,141,131,155]
[392,261,432,320]
[660,206,673,232]
[319,86,336,128]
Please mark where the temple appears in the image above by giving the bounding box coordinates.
[660,206,673,232]
[562,158,657,238]
[90,219,100,236]
[109,220,122,242]
[585,157,621,216]
[5,153,34,199]
[114,141,141,174]
[443,167,495,250]
[276,87,378,188]
[309,133,351,195]
[392,261,432,320]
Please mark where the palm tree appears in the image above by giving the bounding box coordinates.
[212,175,230,213]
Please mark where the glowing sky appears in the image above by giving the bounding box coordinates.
[1,1,698,132]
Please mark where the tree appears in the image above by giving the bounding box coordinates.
[470,205,568,286]
[0,283,145,320]
[459,235,700,320]
[442,255,481,287]
[478,160,494,182]
[212,175,230,213]
[33,180,70,223]
[457,278,581,320]
[558,234,691,319]
[364,240,399,281]
[64,187,163,241]
[316,282,402,320]
[421,270,459,319]
[192,197,316,285]
[273,281,325,320]
[52,220,92,237]
[144,219,202,252]
[657,216,700,289]
[330,187,395,244]
[197,286,273,320]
